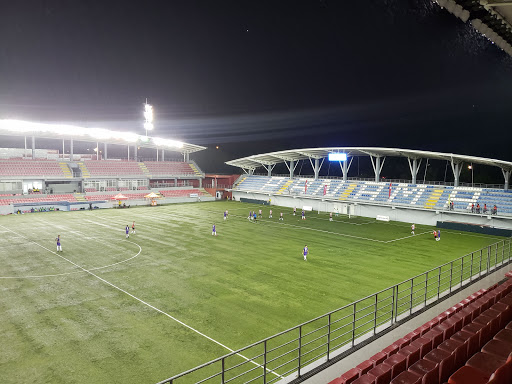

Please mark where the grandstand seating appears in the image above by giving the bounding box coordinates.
[144,161,200,176]
[81,160,146,177]
[233,176,512,215]
[328,276,512,384]
[0,194,77,205]
[158,188,211,197]
[0,159,70,178]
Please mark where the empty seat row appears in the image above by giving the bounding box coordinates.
[330,278,512,384]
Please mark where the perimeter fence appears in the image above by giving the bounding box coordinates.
[157,237,512,384]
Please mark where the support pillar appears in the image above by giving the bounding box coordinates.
[32,136,35,159]
[314,158,320,180]
[134,146,137,162]
[24,136,27,158]
[502,169,510,190]
[162,149,165,161]
[156,148,159,162]
[407,158,422,185]
[62,139,65,159]
[450,161,462,187]
[369,155,386,182]
[104,143,108,160]
[70,139,73,161]
[289,160,295,179]
[127,145,130,161]
[96,142,99,160]
[185,153,190,162]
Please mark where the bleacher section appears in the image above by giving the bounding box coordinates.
[330,277,512,384]
[144,161,200,176]
[80,160,146,177]
[0,194,77,205]
[0,159,70,178]
[233,176,512,215]
[158,188,211,198]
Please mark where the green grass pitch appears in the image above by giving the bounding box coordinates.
[0,201,505,383]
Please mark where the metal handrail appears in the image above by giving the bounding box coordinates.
[157,238,511,384]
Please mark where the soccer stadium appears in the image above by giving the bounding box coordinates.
[2,2,512,384]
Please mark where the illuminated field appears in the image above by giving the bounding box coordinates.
[0,201,504,383]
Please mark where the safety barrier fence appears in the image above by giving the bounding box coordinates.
[157,238,512,384]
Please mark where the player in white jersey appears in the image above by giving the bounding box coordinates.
[259,209,262,218]
[269,209,272,218]
[131,221,136,234]
[279,212,284,221]
[411,224,415,235]
[329,212,333,222]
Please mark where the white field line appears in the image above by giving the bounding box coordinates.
[384,231,432,243]
[0,241,142,279]
[0,223,281,378]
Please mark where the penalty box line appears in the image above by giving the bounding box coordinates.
[0,223,282,379]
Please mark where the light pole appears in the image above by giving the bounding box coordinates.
[144,99,154,137]
[468,164,473,187]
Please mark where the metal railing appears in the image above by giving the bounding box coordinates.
[157,238,512,384]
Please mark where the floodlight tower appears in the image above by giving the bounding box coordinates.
[143,99,154,137]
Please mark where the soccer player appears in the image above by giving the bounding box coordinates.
[126,225,130,238]
[302,210,305,220]
[248,211,252,220]
[224,210,227,221]
[131,221,136,234]
[279,212,284,221]
[269,209,272,218]
[253,212,257,222]
[293,207,296,216]
[212,224,217,236]
[411,224,415,235]
[258,209,262,218]
[329,212,333,222]
[55,235,62,252]
[437,230,441,241]
[433,230,437,241]
[303,245,308,261]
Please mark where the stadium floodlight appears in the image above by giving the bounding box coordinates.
[144,101,154,136]
[328,153,347,161]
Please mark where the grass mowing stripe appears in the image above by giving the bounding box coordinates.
[0,223,282,379]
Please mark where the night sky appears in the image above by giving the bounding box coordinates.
[1,0,511,177]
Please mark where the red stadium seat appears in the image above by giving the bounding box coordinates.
[352,374,376,384]
[494,329,512,344]
[451,330,480,358]
[424,348,456,384]
[438,339,467,370]
[382,344,400,357]
[369,352,387,366]
[448,365,489,384]
[466,352,506,377]
[356,360,375,376]
[423,328,444,349]
[481,339,512,360]
[340,368,361,384]
[390,370,421,384]
[409,359,439,384]
[411,337,433,358]
[368,363,392,384]
[397,345,421,369]
[384,353,408,379]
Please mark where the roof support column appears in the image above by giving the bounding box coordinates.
[450,160,463,187]
[70,139,73,161]
[369,155,386,182]
[339,156,353,182]
[32,136,35,159]
[289,160,294,179]
[104,143,108,160]
[184,152,190,162]
[127,145,130,161]
[261,164,275,177]
[407,158,422,185]
[162,149,165,162]
[62,139,65,159]
[96,142,99,160]
[314,158,320,180]
[502,169,510,190]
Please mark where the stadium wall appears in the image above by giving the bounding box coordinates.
[233,191,512,230]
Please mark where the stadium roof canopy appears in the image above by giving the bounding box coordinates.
[0,119,206,154]
[434,0,512,57]
[226,147,512,188]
